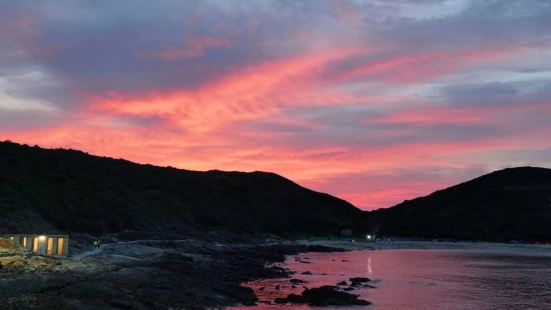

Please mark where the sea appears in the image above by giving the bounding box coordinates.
[230,242,551,309]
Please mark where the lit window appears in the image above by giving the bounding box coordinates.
[57,238,64,256]
[32,237,39,252]
[46,238,54,255]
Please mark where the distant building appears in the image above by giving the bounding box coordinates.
[1,234,69,257]
[365,234,376,242]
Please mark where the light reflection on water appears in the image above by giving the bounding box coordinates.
[230,247,551,309]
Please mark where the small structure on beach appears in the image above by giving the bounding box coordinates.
[1,234,69,257]
[365,234,376,243]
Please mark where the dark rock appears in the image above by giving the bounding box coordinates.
[274,286,370,306]
[301,271,312,275]
[350,277,371,284]
[350,277,376,288]
[275,293,303,304]
[337,281,347,286]
[108,299,141,310]
[290,279,308,284]
[0,240,338,309]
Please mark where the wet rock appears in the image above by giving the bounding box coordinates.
[349,277,376,288]
[274,286,371,306]
[337,281,347,286]
[275,293,303,304]
[290,278,308,284]
[350,277,371,284]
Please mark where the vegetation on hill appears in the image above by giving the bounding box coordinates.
[4,140,549,242]
[0,141,366,236]
[367,167,551,241]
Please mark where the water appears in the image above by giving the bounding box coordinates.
[231,244,551,309]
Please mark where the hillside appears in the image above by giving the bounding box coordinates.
[367,167,551,241]
[0,141,366,236]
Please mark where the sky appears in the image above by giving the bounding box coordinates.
[1,0,550,210]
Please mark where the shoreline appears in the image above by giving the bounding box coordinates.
[0,236,344,310]
[3,237,550,309]
[229,239,551,307]
[298,239,551,252]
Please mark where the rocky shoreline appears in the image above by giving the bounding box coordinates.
[274,284,371,306]
[0,233,342,309]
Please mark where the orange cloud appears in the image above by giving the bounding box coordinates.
[3,41,548,210]
[91,46,372,132]
[4,115,550,210]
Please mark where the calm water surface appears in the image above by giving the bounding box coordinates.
[231,246,551,309]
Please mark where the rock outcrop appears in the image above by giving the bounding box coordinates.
[274,285,371,306]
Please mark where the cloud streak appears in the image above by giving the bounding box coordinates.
[1,0,550,209]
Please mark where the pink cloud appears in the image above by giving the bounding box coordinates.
[3,114,550,210]
[364,107,486,127]
[90,46,373,131]
[334,47,518,85]
[2,40,549,211]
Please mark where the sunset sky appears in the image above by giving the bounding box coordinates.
[1,0,550,210]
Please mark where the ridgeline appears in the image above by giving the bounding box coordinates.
[367,167,551,241]
[3,140,550,242]
[0,141,366,237]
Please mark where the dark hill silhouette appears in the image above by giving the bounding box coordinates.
[367,167,551,241]
[0,141,366,236]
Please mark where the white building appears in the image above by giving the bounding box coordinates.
[2,234,69,257]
